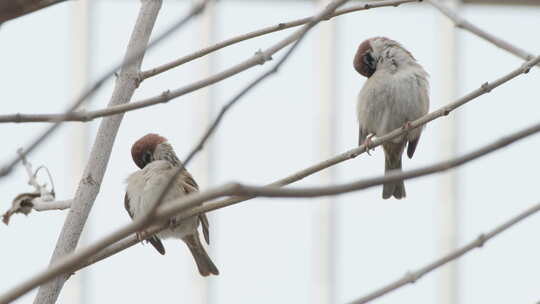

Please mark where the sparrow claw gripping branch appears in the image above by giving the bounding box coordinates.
[363,134,375,156]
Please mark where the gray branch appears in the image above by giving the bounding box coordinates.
[0,55,537,302]
[0,0,68,23]
[31,1,163,304]
[349,200,540,304]
[0,0,207,179]
[0,0,420,124]
[2,112,539,304]
[427,0,539,66]
[76,54,540,269]
[13,112,540,299]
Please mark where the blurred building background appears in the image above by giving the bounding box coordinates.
[1,0,539,303]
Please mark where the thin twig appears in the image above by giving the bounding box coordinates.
[349,201,540,304]
[23,115,540,288]
[427,0,538,65]
[181,0,346,167]
[0,1,349,300]
[1,151,69,224]
[139,0,420,79]
[0,185,233,304]
[0,0,208,179]
[144,0,350,221]
[31,199,71,211]
[73,54,540,270]
[0,0,421,124]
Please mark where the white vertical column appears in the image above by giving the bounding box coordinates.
[64,0,91,303]
[313,0,337,303]
[191,1,216,304]
[438,1,460,304]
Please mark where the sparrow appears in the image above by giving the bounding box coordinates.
[125,133,219,276]
[354,37,429,199]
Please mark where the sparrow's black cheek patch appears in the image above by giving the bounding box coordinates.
[354,40,373,77]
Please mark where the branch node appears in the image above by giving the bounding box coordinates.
[80,111,92,122]
[404,271,419,283]
[160,90,172,102]
[227,182,243,195]
[255,49,272,65]
[454,21,465,28]
[133,72,143,88]
[349,150,361,159]
[521,62,532,74]
[443,108,451,116]
[480,82,491,93]
[83,174,96,186]
[476,233,487,247]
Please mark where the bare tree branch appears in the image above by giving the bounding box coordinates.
[0,185,232,304]
[2,195,70,224]
[0,0,421,125]
[12,50,538,287]
[181,0,352,168]
[427,0,539,66]
[1,150,69,224]
[31,1,163,303]
[139,0,420,79]
[348,200,540,304]
[0,0,68,23]
[144,0,351,223]
[7,111,540,299]
[31,199,71,211]
[1,2,538,302]
[0,0,208,179]
[0,1,349,300]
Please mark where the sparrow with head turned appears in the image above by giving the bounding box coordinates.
[354,37,429,199]
[125,133,219,276]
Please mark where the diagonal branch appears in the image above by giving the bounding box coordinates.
[139,0,420,79]
[0,0,421,125]
[0,0,208,179]
[144,0,351,221]
[427,0,539,66]
[31,1,163,304]
[348,200,540,304]
[0,185,232,304]
[41,53,540,276]
[6,110,540,302]
[181,0,348,168]
[0,0,68,23]
[0,1,348,301]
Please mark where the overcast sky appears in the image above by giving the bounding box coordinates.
[1,1,539,304]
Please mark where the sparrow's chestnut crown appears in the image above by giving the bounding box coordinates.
[354,38,376,77]
[131,133,167,169]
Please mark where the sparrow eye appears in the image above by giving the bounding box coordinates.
[142,150,153,165]
[363,52,375,69]
[362,52,376,76]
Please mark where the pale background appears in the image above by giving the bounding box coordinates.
[1,0,539,303]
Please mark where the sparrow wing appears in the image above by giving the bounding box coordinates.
[179,170,210,245]
[358,125,367,146]
[124,193,165,255]
[181,170,199,191]
[407,137,420,159]
[199,214,210,245]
